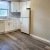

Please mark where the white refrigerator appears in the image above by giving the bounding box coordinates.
[20,8,31,34]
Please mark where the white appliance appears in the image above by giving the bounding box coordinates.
[21,8,31,34]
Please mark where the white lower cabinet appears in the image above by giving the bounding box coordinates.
[5,20,14,32]
[13,20,17,30]
[0,18,30,34]
[17,19,21,29]
[21,18,29,34]
[9,20,14,31]
[0,21,5,33]
[13,19,21,30]
[0,19,21,33]
[5,19,21,32]
[5,21,10,32]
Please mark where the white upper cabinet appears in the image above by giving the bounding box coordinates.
[26,1,31,8]
[20,2,27,12]
[20,2,27,17]
[20,1,31,17]
[11,2,20,12]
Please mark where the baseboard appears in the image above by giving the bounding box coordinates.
[21,32,29,35]
[30,34,50,45]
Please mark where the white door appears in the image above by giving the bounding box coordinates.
[21,18,29,34]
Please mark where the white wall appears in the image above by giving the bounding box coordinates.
[31,0,50,40]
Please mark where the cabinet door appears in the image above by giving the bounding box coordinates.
[13,20,17,30]
[13,19,21,30]
[5,20,14,32]
[5,21,10,32]
[20,2,27,17]
[9,20,14,31]
[21,18,29,34]
[0,21,5,32]
[11,2,20,12]
[20,2,30,17]
[26,1,31,8]
[20,2,27,12]
[17,19,21,29]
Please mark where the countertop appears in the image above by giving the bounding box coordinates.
[0,18,12,20]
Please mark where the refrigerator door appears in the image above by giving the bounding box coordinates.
[21,18,29,34]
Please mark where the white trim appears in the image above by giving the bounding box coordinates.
[30,34,50,44]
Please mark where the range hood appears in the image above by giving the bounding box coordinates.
[11,12,21,18]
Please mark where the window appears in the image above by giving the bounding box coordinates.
[0,2,9,17]
[0,9,8,16]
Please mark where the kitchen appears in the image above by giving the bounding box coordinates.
[0,1,31,34]
[0,0,50,50]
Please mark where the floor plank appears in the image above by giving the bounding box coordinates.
[0,31,49,50]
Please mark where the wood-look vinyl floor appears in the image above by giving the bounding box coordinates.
[0,31,49,50]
